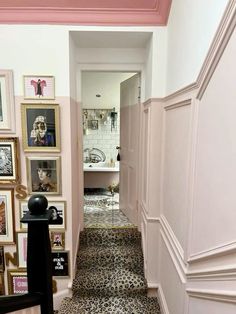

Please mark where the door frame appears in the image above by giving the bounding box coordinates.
[77,63,144,229]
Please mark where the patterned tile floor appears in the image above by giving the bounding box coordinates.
[84,190,135,228]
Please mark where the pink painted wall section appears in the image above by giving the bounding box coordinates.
[0,0,171,25]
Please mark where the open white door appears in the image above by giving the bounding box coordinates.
[119,73,140,225]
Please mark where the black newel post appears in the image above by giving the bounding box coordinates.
[21,195,53,314]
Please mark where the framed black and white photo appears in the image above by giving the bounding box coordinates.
[0,189,15,244]
[0,138,19,184]
[23,75,55,100]
[21,103,60,152]
[20,200,66,230]
[0,70,15,133]
[52,251,69,277]
[26,156,61,195]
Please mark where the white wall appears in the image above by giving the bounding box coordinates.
[165,0,229,94]
[81,72,134,109]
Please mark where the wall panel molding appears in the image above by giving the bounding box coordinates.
[188,241,236,264]
[187,265,236,281]
[187,288,236,304]
[196,0,236,99]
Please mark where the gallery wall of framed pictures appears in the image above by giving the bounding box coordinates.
[0,70,70,295]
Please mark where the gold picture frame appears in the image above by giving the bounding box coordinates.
[0,70,15,133]
[0,189,15,244]
[23,75,55,100]
[0,273,5,295]
[21,103,60,152]
[7,269,27,294]
[26,156,61,195]
[50,231,65,250]
[0,137,20,184]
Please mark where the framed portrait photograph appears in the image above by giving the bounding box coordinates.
[0,246,4,272]
[0,70,15,133]
[8,269,28,294]
[52,251,69,277]
[0,189,15,244]
[20,200,66,230]
[21,103,60,152]
[26,156,61,195]
[0,273,5,295]
[16,232,28,268]
[23,75,55,100]
[51,231,65,250]
[0,137,20,184]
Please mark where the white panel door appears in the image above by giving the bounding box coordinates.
[119,73,140,225]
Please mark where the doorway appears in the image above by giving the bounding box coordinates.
[81,71,138,228]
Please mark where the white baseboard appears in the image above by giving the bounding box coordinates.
[53,288,72,310]
[157,284,170,314]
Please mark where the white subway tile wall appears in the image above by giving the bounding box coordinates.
[83,112,120,163]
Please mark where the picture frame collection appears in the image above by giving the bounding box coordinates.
[0,71,69,295]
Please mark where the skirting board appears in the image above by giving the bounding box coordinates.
[53,288,72,310]
[148,283,170,314]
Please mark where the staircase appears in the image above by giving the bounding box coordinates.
[58,228,161,313]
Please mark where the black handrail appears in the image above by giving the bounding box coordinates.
[0,195,54,314]
[0,293,42,314]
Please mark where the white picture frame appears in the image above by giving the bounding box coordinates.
[0,70,15,133]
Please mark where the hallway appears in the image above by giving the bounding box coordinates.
[84,189,135,228]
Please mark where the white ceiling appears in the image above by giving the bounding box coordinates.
[71,31,152,48]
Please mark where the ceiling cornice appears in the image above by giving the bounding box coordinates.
[0,0,172,26]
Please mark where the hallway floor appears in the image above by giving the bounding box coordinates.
[84,189,135,228]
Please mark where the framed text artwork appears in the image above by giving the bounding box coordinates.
[7,269,28,294]
[23,75,55,100]
[52,251,69,277]
[0,137,20,184]
[0,70,15,133]
[21,103,60,152]
[0,189,15,244]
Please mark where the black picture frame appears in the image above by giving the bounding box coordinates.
[52,251,69,277]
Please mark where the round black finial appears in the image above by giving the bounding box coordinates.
[28,195,48,215]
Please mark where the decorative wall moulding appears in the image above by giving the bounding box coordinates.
[188,240,236,264]
[187,265,236,281]
[187,288,236,304]
[0,0,172,26]
[196,0,236,100]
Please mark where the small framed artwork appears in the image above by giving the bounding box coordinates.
[0,246,4,272]
[0,273,5,295]
[0,70,15,133]
[21,103,60,152]
[0,189,15,244]
[0,137,20,184]
[8,269,28,294]
[52,251,69,277]
[23,75,55,100]
[20,200,66,230]
[90,120,98,130]
[51,231,65,250]
[16,232,28,268]
[26,156,61,195]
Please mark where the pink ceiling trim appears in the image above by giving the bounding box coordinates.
[0,1,171,26]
